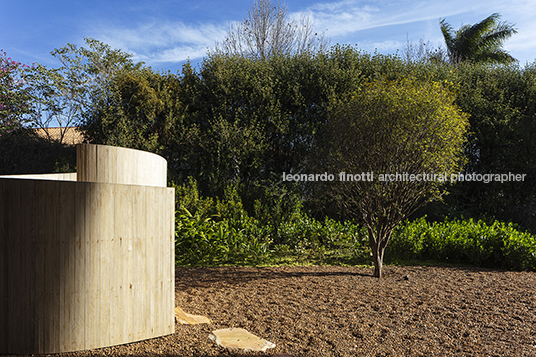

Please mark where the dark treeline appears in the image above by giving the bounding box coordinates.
[2,43,536,232]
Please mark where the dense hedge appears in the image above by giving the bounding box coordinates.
[76,46,536,232]
[0,129,76,175]
[3,41,536,268]
[174,179,536,271]
[388,217,536,271]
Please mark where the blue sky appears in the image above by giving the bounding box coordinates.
[3,0,536,73]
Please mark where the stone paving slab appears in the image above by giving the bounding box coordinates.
[174,307,211,325]
[209,328,276,352]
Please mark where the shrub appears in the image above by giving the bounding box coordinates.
[388,217,536,271]
[173,177,371,266]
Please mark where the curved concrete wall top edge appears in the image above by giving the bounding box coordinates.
[76,144,167,187]
[0,144,168,187]
[0,173,77,181]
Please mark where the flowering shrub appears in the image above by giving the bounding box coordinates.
[0,50,35,136]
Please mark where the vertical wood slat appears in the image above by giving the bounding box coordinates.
[87,182,98,350]
[0,180,6,351]
[132,184,146,341]
[46,181,57,353]
[1,144,175,354]
[8,180,21,352]
[74,182,87,351]
[77,144,167,188]
[35,180,46,353]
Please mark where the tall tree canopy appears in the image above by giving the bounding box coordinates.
[215,0,328,60]
[314,77,469,277]
[440,13,517,65]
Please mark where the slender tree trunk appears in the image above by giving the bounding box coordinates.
[368,225,393,278]
[372,244,385,278]
[368,227,386,278]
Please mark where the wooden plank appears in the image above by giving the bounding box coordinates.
[98,184,112,347]
[0,181,6,351]
[21,180,36,354]
[86,182,99,350]
[113,184,129,344]
[61,182,76,351]
[132,185,147,341]
[74,182,87,351]
[153,187,162,336]
[1,143,175,354]
[49,181,60,353]
[34,180,46,353]
[38,180,51,353]
[77,144,97,183]
[58,181,67,352]
[7,180,22,352]
[147,186,156,336]
[167,188,176,333]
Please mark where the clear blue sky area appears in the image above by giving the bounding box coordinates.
[3,0,535,73]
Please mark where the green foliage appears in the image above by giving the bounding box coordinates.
[314,76,469,277]
[0,128,76,175]
[440,13,518,64]
[6,38,536,269]
[22,38,139,139]
[388,217,536,271]
[173,178,370,266]
[175,207,270,266]
[1,50,35,134]
[82,66,181,153]
[173,48,419,198]
[174,178,271,265]
[275,214,370,260]
[434,62,536,232]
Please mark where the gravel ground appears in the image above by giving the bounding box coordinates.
[8,265,536,356]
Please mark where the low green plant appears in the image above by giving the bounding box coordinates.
[388,217,536,271]
[173,177,371,266]
[175,207,271,266]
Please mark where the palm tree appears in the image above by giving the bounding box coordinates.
[440,13,518,65]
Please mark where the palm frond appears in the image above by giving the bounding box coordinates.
[439,13,517,65]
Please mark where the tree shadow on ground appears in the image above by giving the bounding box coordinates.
[175,265,374,290]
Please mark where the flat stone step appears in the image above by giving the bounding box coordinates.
[174,307,211,324]
[209,328,276,352]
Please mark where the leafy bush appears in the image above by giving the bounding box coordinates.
[174,178,270,265]
[388,217,536,271]
[173,178,371,266]
[175,207,270,266]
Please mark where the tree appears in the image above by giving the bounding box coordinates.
[443,62,536,232]
[440,13,517,65]
[215,0,328,60]
[23,38,138,144]
[315,77,469,277]
[402,36,448,64]
[82,65,182,154]
[0,50,35,136]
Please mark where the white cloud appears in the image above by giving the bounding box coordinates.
[369,40,404,52]
[303,0,473,37]
[296,0,535,63]
[85,0,536,66]
[88,19,227,64]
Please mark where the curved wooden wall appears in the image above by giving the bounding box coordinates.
[0,144,175,354]
[77,144,167,187]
